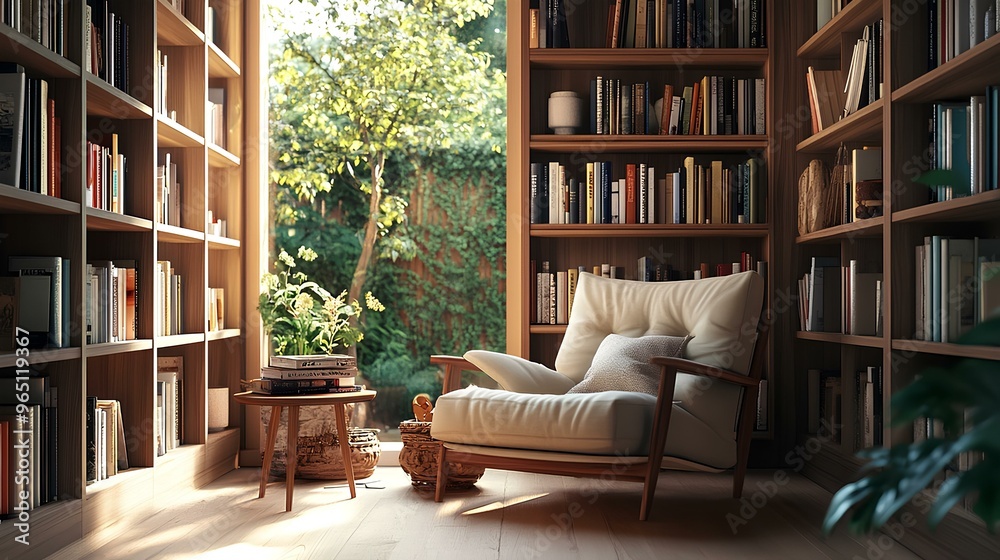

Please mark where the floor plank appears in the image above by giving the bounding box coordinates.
[48,467,924,560]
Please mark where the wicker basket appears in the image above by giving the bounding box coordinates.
[267,427,381,481]
[398,420,484,490]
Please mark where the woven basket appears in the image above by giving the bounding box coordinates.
[398,420,484,490]
[267,427,381,481]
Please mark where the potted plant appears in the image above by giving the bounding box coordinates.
[257,246,384,480]
[823,317,1000,535]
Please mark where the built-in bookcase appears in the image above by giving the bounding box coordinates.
[509,0,778,437]
[0,1,255,557]
[792,1,1000,557]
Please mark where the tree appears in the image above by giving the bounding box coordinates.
[269,0,504,308]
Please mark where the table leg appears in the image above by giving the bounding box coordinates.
[286,405,299,512]
[259,405,282,499]
[334,403,356,499]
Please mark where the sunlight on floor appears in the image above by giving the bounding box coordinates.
[181,543,286,560]
[462,493,550,515]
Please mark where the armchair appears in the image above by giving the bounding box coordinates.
[429,271,767,520]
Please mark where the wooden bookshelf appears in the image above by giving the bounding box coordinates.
[0,1,258,556]
[508,0,777,438]
[795,331,885,349]
[529,48,769,69]
[793,2,1000,557]
[796,0,882,59]
[795,98,883,152]
[529,135,769,152]
[794,216,883,244]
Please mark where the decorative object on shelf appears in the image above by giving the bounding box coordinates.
[797,158,840,235]
[398,419,484,490]
[412,393,433,421]
[548,91,583,134]
[207,388,229,432]
[823,318,1000,535]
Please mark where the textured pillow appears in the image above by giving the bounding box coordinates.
[567,334,692,396]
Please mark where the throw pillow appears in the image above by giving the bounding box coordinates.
[567,333,692,396]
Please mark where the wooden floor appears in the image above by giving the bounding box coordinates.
[50,467,922,560]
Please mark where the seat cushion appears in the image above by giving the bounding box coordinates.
[567,333,692,395]
[431,385,737,468]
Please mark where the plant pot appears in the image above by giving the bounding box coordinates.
[261,404,381,480]
[398,420,484,490]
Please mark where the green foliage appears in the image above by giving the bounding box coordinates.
[823,317,1000,535]
[267,0,507,422]
[258,247,384,355]
[269,0,505,310]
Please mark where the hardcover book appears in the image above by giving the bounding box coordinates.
[268,354,356,369]
[0,63,25,188]
[260,366,359,380]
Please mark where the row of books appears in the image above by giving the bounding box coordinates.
[206,88,226,148]
[798,258,884,337]
[0,0,67,56]
[927,90,1000,203]
[1,376,58,515]
[85,0,130,94]
[156,50,171,118]
[914,236,1000,343]
[927,0,1000,71]
[207,210,228,237]
[4,256,70,349]
[85,397,127,483]
[843,19,882,119]
[156,260,183,336]
[86,260,138,344]
[248,354,362,396]
[530,0,766,49]
[156,356,183,456]
[806,367,883,449]
[589,76,766,136]
[208,287,225,331]
[87,135,126,214]
[156,153,183,226]
[0,67,62,197]
[530,157,764,226]
[532,260,764,325]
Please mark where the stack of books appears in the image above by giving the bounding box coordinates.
[250,354,362,395]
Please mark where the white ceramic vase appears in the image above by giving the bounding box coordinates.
[548,91,584,134]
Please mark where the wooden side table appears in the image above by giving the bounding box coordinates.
[233,390,377,512]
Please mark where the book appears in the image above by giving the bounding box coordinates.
[259,378,357,391]
[247,379,362,396]
[260,366,359,380]
[0,63,25,188]
[0,276,17,351]
[267,354,356,369]
[9,256,68,348]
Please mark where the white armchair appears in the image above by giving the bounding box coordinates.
[429,271,767,520]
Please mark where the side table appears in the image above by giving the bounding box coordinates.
[233,389,377,512]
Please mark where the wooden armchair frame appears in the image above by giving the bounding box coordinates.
[429,326,768,521]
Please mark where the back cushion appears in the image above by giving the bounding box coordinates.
[554,271,765,441]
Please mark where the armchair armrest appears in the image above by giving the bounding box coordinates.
[649,356,758,388]
[430,355,484,394]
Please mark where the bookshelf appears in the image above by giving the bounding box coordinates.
[0,1,258,557]
[508,0,780,440]
[794,1,1000,556]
